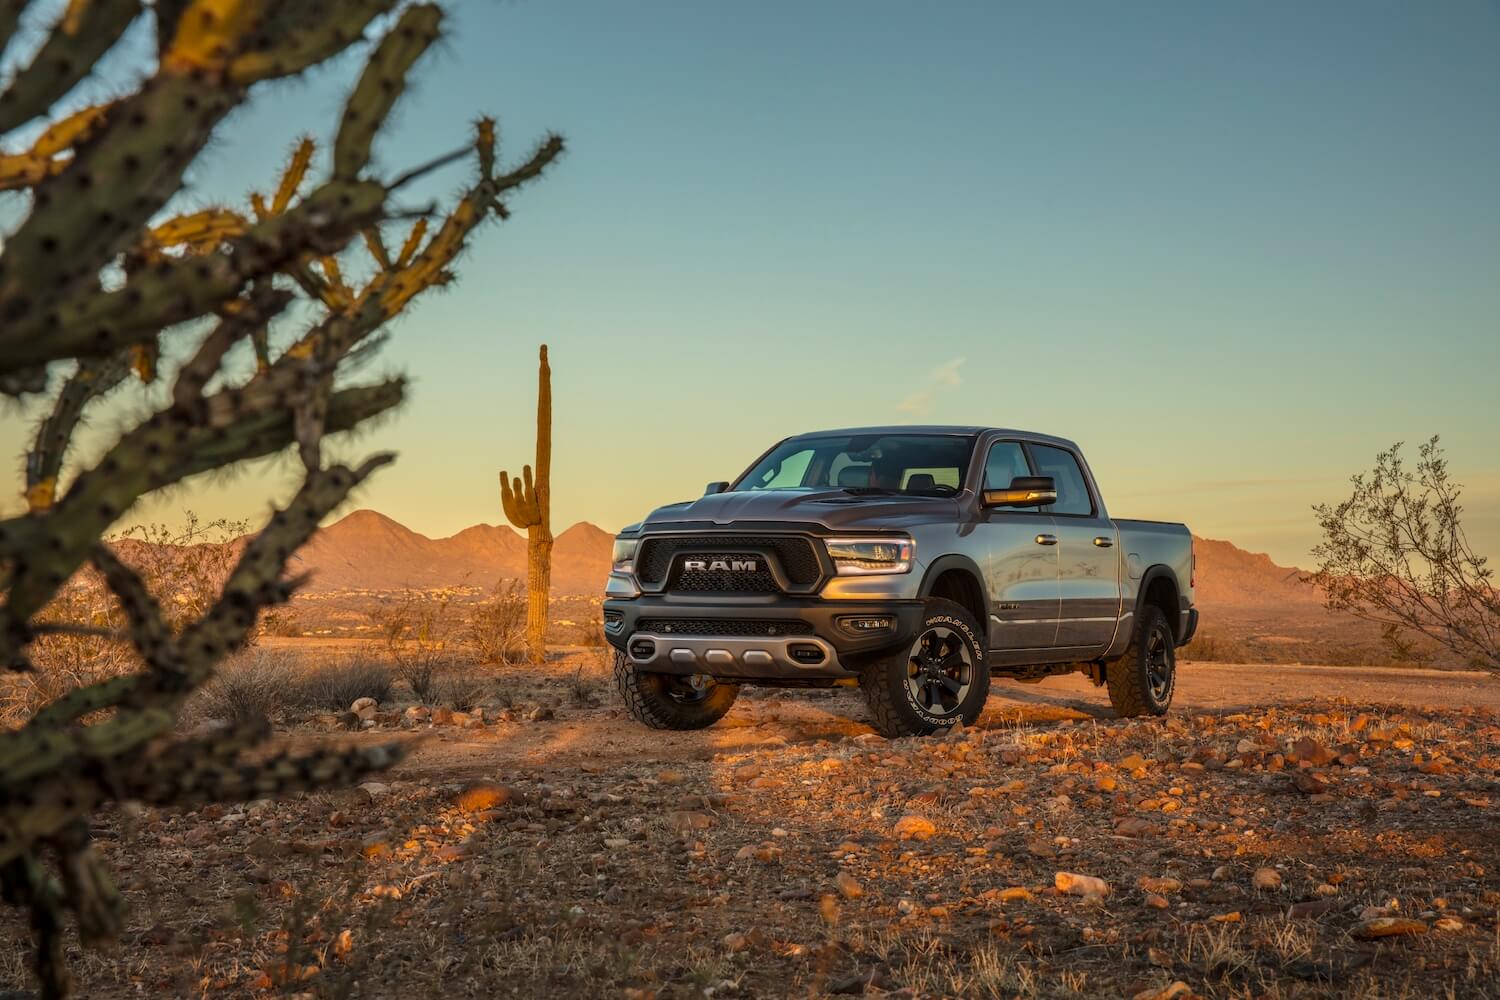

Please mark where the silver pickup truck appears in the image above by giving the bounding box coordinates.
[603,426,1197,737]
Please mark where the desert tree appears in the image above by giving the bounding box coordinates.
[0,2,562,996]
[1311,436,1498,671]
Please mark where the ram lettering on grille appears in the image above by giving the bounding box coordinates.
[682,558,759,572]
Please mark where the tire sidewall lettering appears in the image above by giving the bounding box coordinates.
[900,613,980,726]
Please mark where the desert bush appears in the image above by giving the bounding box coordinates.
[1181,632,1254,663]
[0,2,562,995]
[1312,437,1498,672]
[434,673,490,712]
[111,514,250,631]
[17,513,266,727]
[189,650,295,726]
[367,589,476,700]
[462,578,529,666]
[295,657,396,712]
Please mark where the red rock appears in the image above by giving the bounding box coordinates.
[456,781,514,813]
[1353,917,1428,939]
[894,814,936,841]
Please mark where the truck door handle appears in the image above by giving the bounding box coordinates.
[1093,536,1114,547]
[1034,534,1058,546]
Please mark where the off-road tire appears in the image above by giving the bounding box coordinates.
[859,598,990,738]
[1106,605,1176,718]
[614,651,739,730]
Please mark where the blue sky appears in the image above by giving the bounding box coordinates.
[2,0,1498,566]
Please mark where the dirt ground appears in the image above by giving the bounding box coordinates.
[3,654,1498,999]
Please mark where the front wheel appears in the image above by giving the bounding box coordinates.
[614,651,739,730]
[859,598,990,738]
[1106,605,1176,718]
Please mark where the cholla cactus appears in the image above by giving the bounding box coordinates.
[499,345,554,662]
[0,3,562,996]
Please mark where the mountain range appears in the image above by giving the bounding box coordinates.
[290,509,1314,611]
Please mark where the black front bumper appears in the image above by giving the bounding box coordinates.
[603,596,924,682]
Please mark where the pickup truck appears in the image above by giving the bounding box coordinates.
[603,426,1197,737]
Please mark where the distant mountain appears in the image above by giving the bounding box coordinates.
[288,510,613,594]
[287,511,1316,608]
[1190,536,1320,611]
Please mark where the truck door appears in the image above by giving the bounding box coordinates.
[976,440,1059,649]
[1027,443,1121,652]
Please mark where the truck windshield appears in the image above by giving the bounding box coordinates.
[733,433,977,495]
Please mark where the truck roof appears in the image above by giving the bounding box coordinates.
[788,425,1082,450]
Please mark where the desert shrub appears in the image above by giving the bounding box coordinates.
[1312,436,1498,673]
[434,673,490,712]
[259,607,303,638]
[578,605,608,651]
[189,651,295,726]
[111,514,250,632]
[368,589,476,700]
[294,658,396,712]
[462,579,529,666]
[1183,633,1254,663]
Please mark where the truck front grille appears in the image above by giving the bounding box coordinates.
[635,534,824,593]
[637,618,814,637]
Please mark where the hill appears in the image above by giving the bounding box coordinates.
[288,512,1317,610]
[288,510,612,594]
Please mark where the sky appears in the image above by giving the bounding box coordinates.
[2,0,1498,568]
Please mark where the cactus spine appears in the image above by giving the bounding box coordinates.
[0,2,563,996]
[500,345,554,662]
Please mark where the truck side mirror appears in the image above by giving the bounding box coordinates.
[982,476,1057,508]
[704,481,730,495]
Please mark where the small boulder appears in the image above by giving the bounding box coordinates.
[1353,917,1428,939]
[350,697,378,721]
[893,814,936,841]
[455,781,514,813]
[1055,872,1109,899]
[835,871,863,899]
[666,810,713,833]
[1252,867,1283,891]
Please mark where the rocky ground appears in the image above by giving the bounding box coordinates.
[3,656,1498,999]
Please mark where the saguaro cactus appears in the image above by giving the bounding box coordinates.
[500,345,554,662]
[0,3,562,996]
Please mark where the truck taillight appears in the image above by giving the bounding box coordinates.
[1190,540,1196,589]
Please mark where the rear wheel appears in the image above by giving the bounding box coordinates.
[1106,605,1176,717]
[614,651,739,730]
[859,598,990,738]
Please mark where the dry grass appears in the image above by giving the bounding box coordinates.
[184,650,397,724]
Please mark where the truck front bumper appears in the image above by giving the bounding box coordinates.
[602,597,925,682]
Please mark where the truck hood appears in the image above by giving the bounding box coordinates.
[635,489,960,533]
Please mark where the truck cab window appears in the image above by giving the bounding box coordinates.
[1029,444,1093,516]
[983,441,1030,490]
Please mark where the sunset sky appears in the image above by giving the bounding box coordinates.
[2,0,1497,567]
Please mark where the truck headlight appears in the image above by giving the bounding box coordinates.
[612,537,639,574]
[826,536,914,576]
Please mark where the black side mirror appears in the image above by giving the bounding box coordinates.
[982,475,1057,508]
[704,481,730,496]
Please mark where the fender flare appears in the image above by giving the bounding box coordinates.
[1134,565,1182,636]
[917,554,990,618]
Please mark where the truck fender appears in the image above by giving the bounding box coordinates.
[1133,565,1182,635]
[917,555,990,631]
